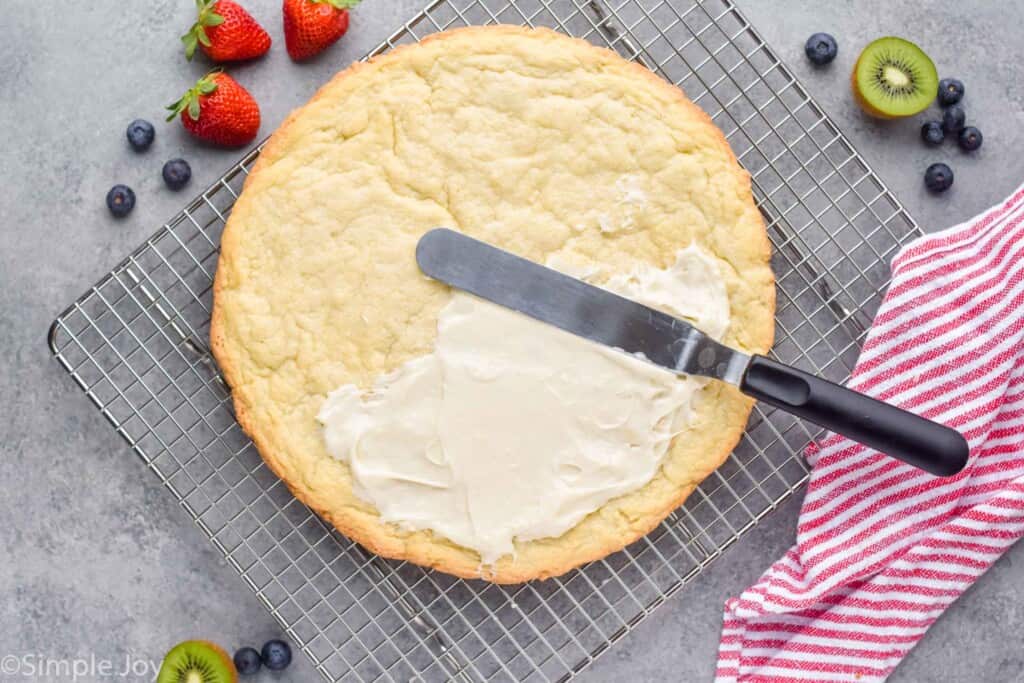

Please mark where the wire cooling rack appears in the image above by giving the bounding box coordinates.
[49,1,923,681]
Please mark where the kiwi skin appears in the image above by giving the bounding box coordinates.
[156,640,237,683]
[852,66,895,119]
[852,36,938,119]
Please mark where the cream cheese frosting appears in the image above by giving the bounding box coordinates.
[317,244,730,564]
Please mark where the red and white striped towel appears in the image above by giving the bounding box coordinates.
[716,182,1024,682]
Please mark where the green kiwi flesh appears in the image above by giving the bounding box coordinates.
[157,641,236,683]
[854,37,938,118]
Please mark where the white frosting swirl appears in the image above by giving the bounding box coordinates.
[317,245,729,564]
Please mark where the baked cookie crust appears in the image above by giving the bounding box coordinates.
[211,25,775,583]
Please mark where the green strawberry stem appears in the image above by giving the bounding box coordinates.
[310,0,362,9]
[181,0,226,61]
[166,70,221,122]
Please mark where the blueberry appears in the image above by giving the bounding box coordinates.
[942,105,966,134]
[260,639,292,671]
[233,647,261,676]
[924,163,954,193]
[804,32,838,66]
[162,158,192,191]
[937,78,965,107]
[920,121,944,146]
[958,126,983,152]
[106,184,136,217]
[126,119,155,151]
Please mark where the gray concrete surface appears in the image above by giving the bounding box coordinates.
[1,1,1022,681]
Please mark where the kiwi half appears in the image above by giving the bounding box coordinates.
[157,641,237,683]
[852,37,938,118]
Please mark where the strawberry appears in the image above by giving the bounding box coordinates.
[182,0,271,62]
[283,0,361,61]
[166,71,261,147]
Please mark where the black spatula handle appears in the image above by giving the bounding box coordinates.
[740,355,969,476]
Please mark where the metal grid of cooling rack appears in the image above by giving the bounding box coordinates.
[48,0,923,681]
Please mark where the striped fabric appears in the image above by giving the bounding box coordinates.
[716,183,1024,682]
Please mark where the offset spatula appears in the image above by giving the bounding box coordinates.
[416,228,969,476]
